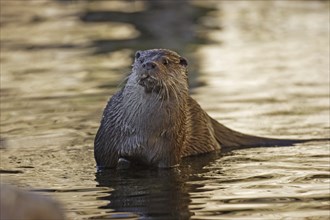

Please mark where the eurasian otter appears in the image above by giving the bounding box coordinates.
[94,49,329,169]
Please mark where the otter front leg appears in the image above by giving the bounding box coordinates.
[94,127,120,170]
[94,144,119,170]
[152,142,182,168]
[117,158,131,169]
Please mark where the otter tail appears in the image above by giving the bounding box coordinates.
[210,118,330,152]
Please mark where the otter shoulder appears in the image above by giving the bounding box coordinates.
[182,96,220,156]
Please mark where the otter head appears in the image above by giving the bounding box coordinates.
[130,49,189,97]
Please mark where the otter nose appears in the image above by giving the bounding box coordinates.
[142,61,157,70]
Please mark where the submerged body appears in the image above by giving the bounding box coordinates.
[94,49,328,169]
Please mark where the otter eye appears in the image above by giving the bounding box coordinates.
[135,51,141,59]
[179,57,188,67]
[162,58,169,66]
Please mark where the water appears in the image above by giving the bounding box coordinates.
[1,1,329,219]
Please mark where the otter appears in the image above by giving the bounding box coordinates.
[94,49,329,169]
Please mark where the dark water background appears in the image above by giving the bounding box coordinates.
[1,1,329,219]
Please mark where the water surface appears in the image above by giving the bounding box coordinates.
[1,1,329,219]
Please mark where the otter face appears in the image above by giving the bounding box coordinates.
[131,49,188,95]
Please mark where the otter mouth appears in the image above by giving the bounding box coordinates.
[138,73,161,93]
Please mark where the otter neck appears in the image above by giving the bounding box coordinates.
[120,81,188,132]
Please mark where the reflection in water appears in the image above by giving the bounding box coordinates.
[95,153,219,219]
[79,0,212,88]
[96,169,192,219]
[0,0,329,219]
[80,0,205,52]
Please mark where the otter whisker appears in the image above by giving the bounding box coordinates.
[117,74,131,89]
[164,81,170,101]
[168,80,180,105]
[154,82,162,104]
[156,78,167,112]
[157,88,165,113]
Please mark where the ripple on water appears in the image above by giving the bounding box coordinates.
[0,0,329,219]
[187,144,330,219]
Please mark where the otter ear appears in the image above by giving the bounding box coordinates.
[179,57,188,67]
[135,51,141,59]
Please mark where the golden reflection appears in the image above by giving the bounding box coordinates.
[0,0,329,219]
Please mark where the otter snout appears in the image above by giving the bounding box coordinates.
[138,61,161,93]
[139,61,158,80]
[142,61,157,70]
